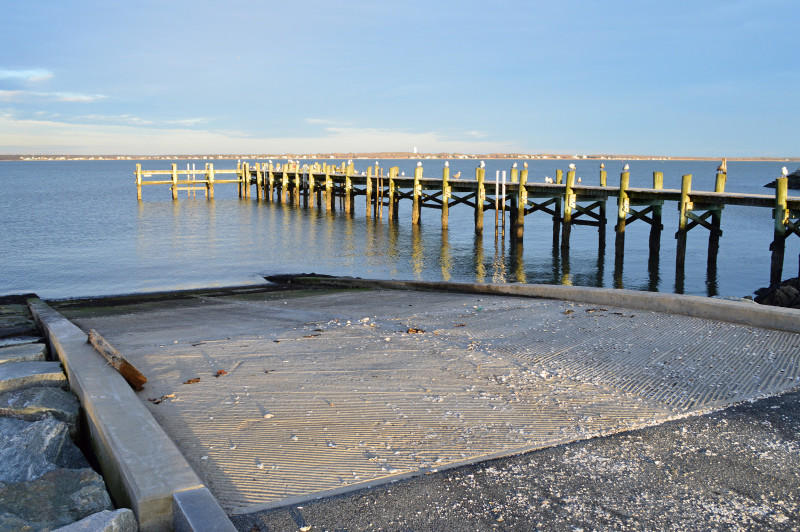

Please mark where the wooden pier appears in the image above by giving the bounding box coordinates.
[135,161,800,286]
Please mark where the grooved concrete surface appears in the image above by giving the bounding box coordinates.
[62,288,800,515]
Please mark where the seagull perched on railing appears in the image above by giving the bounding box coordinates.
[453,171,461,179]
[545,176,553,184]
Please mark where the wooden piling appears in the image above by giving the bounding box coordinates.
[515,164,527,241]
[255,164,263,201]
[308,165,316,209]
[206,163,215,200]
[770,176,788,284]
[708,164,727,269]
[475,165,485,234]
[412,163,423,225]
[237,161,242,198]
[294,164,301,207]
[553,169,563,246]
[325,164,334,211]
[615,169,630,265]
[366,166,373,218]
[136,164,143,200]
[649,171,664,254]
[267,164,275,202]
[345,163,354,214]
[561,169,576,252]
[599,164,607,247]
[388,166,398,221]
[441,163,450,229]
[281,166,289,205]
[676,174,692,270]
[171,164,178,200]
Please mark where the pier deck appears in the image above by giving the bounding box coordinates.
[56,282,800,516]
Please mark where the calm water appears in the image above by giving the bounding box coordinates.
[1,159,797,300]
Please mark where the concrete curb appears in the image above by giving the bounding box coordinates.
[291,277,800,334]
[28,299,234,531]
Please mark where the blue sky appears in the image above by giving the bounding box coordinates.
[1,0,797,156]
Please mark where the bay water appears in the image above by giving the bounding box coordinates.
[1,158,797,300]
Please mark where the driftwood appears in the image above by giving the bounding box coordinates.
[87,329,147,391]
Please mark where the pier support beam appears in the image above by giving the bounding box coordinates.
[552,169,563,247]
[388,167,398,221]
[770,176,789,285]
[599,164,607,249]
[675,174,693,290]
[136,164,143,201]
[412,163,422,225]
[441,163,450,229]
[514,164,528,242]
[615,169,630,272]
[206,163,215,200]
[171,163,178,200]
[561,168,576,253]
[475,164,485,234]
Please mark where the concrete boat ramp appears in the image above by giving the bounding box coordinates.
[43,279,800,528]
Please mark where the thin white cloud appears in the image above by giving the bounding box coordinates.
[0,116,514,155]
[0,90,25,102]
[0,68,54,82]
[49,91,106,102]
[0,90,106,103]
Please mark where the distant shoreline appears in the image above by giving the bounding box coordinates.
[2,153,799,163]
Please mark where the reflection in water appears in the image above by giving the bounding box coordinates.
[675,259,685,294]
[510,240,526,283]
[388,221,399,267]
[550,238,561,286]
[491,238,506,284]
[648,246,660,292]
[474,234,485,283]
[440,229,452,281]
[595,239,605,287]
[560,245,572,286]
[614,251,624,289]
[706,241,719,297]
[411,225,424,278]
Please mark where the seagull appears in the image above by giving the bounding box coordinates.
[512,163,518,168]
[718,159,727,173]
[480,161,486,168]
[577,177,582,183]
[782,167,789,177]
[453,171,461,179]
[600,162,605,169]
[545,176,552,184]
[523,162,528,168]
[444,161,449,167]
[623,163,630,171]
[417,161,422,167]
[401,171,405,176]
[569,163,576,170]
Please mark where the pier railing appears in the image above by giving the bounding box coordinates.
[135,161,800,285]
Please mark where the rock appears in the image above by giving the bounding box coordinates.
[0,336,42,348]
[0,342,47,365]
[0,361,67,394]
[0,468,113,530]
[754,277,800,309]
[0,386,80,438]
[0,417,89,483]
[53,508,137,532]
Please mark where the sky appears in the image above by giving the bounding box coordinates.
[0,0,797,157]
